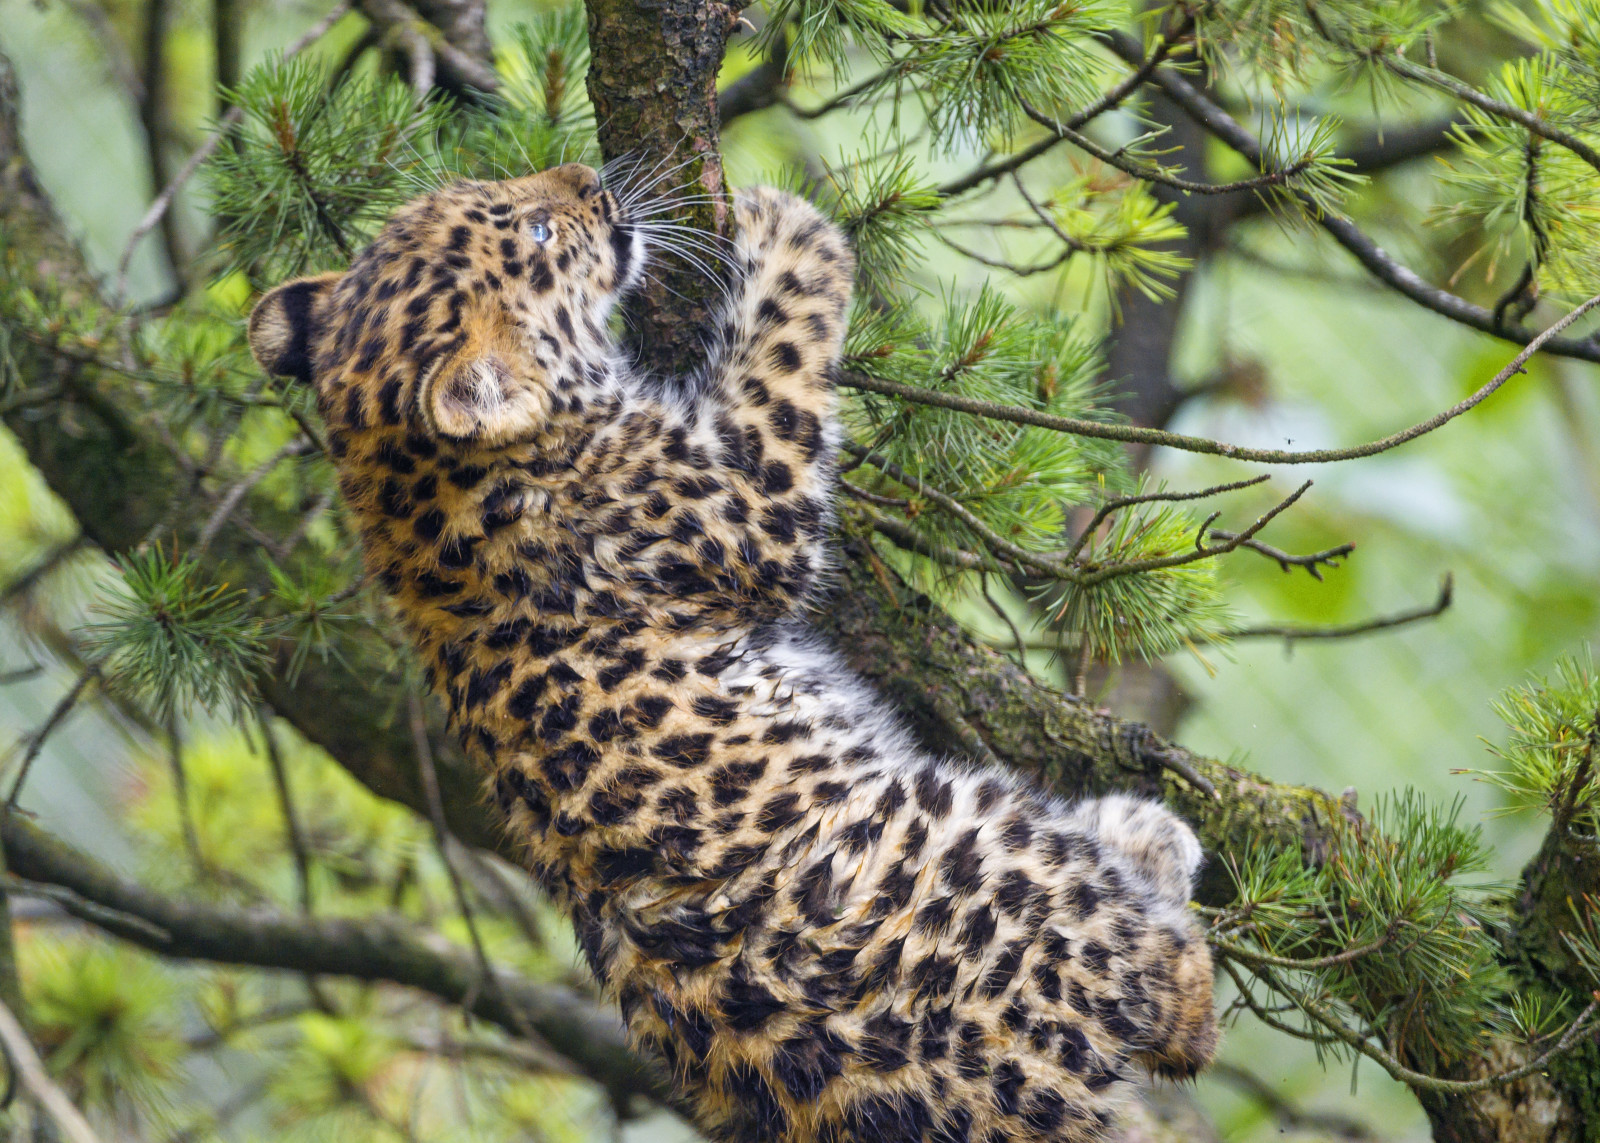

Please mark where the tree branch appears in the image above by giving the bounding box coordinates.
[0,813,669,1110]
[844,294,1600,463]
[1227,575,1454,643]
[719,31,787,125]
[1100,32,1600,364]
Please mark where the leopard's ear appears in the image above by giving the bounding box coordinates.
[247,272,343,384]
[418,338,548,447]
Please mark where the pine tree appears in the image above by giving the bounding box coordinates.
[2,1,1600,1140]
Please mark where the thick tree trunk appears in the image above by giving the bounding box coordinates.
[583,0,739,375]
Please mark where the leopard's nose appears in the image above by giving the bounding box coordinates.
[547,163,602,200]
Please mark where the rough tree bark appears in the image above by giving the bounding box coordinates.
[584,0,740,374]
[2,6,1598,1138]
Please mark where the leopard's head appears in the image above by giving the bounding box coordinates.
[248,163,643,452]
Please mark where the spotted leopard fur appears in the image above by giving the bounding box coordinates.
[248,162,1218,1143]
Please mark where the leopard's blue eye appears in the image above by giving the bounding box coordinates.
[529,221,552,243]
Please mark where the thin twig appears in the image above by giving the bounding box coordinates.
[845,444,1306,585]
[839,480,911,509]
[979,575,1028,666]
[0,997,106,1143]
[842,442,1063,577]
[408,691,526,1035]
[454,853,547,957]
[259,711,316,917]
[853,502,996,572]
[165,718,206,874]
[5,669,97,809]
[842,291,1600,464]
[1221,959,1348,1048]
[1208,1062,1377,1141]
[779,66,897,119]
[0,874,170,943]
[933,231,1076,277]
[1145,745,1218,799]
[195,437,311,556]
[1368,50,1600,176]
[1017,96,1322,197]
[1268,961,1600,1095]
[272,487,336,564]
[1206,530,1354,580]
[1213,932,1395,971]
[1228,575,1454,643]
[1076,480,1314,586]
[112,1,353,301]
[1062,475,1271,563]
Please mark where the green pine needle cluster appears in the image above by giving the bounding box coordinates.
[1465,648,1599,826]
[1039,175,1190,303]
[208,57,453,279]
[1036,489,1235,664]
[433,8,599,182]
[1216,791,1511,1077]
[81,548,270,723]
[765,1,1118,149]
[840,283,1233,662]
[819,145,941,295]
[1439,54,1600,301]
[844,284,1119,548]
[758,0,920,76]
[1193,0,1452,88]
[901,1,1118,150]
[208,15,604,284]
[26,939,184,1127]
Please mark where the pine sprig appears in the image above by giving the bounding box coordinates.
[1028,174,1191,302]
[845,286,1122,558]
[434,10,601,183]
[1033,490,1235,664]
[758,0,920,74]
[1461,648,1600,825]
[904,1,1119,150]
[1438,56,1600,301]
[206,57,453,278]
[266,559,360,687]
[819,145,940,294]
[1216,791,1512,1077]
[82,548,270,722]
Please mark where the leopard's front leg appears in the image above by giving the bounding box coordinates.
[687,188,856,602]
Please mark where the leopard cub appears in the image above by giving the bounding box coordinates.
[249,162,1217,1143]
